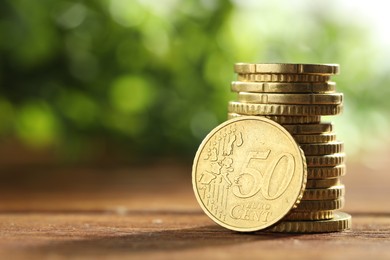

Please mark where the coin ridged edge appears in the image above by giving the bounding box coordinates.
[228,102,343,116]
[307,165,346,179]
[283,123,333,134]
[227,113,321,124]
[231,81,337,93]
[300,142,344,156]
[237,92,343,105]
[266,211,351,233]
[234,63,339,75]
[295,198,344,211]
[237,74,331,82]
[302,185,345,200]
[291,145,307,210]
[293,133,337,144]
[305,178,341,189]
[306,153,345,167]
[284,210,334,221]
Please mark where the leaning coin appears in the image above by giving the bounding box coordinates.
[192,116,307,232]
[228,102,343,116]
[267,211,351,233]
[237,73,331,82]
[237,93,343,105]
[227,113,321,124]
[234,63,339,75]
[231,81,336,93]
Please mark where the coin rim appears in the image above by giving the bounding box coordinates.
[284,210,334,221]
[237,92,343,105]
[300,141,344,155]
[234,63,340,75]
[307,165,346,179]
[231,81,336,93]
[295,197,345,210]
[237,73,331,83]
[228,101,343,116]
[305,178,341,189]
[266,211,351,233]
[227,113,321,124]
[306,153,346,167]
[302,184,345,200]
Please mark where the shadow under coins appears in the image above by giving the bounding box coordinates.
[27,225,302,255]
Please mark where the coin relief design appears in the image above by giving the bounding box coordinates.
[192,117,307,232]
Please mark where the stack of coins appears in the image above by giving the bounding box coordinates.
[228,63,351,233]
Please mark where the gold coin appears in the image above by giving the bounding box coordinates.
[228,102,343,116]
[295,198,344,211]
[192,116,307,232]
[302,185,345,200]
[306,178,341,189]
[267,211,351,233]
[231,81,336,93]
[283,123,333,134]
[293,133,336,144]
[307,165,346,179]
[234,63,339,75]
[300,142,344,155]
[237,93,343,105]
[227,113,321,124]
[306,153,345,167]
[284,210,334,221]
[237,73,331,82]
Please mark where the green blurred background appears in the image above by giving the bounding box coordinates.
[1,0,390,164]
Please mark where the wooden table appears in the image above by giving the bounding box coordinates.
[0,153,390,259]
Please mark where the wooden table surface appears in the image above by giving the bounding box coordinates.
[1,151,390,259]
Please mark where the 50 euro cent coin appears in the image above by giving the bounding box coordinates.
[192,116,307,232]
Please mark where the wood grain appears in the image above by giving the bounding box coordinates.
[0,152,389,259]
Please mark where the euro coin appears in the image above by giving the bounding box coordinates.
[284,210,334,221]
[237,73,330,82]
[267,211,351,233]
[300,141,344,155]
[227,113,321,124]
[307,165,346,179]
[192,116,307,232]
[293,133,337,144]
[283,123,333,134]
[234,63,339,75]
[228,102,343,116]
[306,178,341,189]
[302,185,345,200]
[237,93,343,105]
[231,81,336,93]
[295,198,344,211]
[306,153,345,167]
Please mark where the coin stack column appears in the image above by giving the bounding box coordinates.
[229,63,351,233]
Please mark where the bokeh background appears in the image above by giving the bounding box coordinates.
[1,0,390,166]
